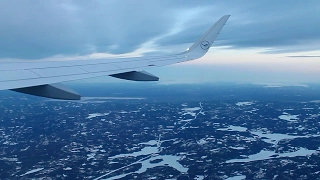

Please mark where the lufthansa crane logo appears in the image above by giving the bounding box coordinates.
[200,41,210,50]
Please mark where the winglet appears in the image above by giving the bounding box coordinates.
[182,15,230,59]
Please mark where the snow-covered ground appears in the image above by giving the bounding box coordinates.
[278,113,299,122]
[217,125,247,132]
[20,168,44,177]
[226,148,316,163]
[95,138,187,180]
[86,113,110,119]
[236,102,254,106]
[181,107,201,116]
[225,175,246,180]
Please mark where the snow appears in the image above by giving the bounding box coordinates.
[250,130,316,145]
[20,146,30,151]
[82,97,145,100]
[236,102,253,106]
[87,153,96,161]
[197,139,208,145]
[226,129,320,163]
[230,146,246,150]
[182,107,201,111]
[104,173,129,180]
[86,113,110,119]
[136,155,188,173]
[217,125,247,132]
[20,168,44,176]
[195,175,205,180]
[108,146,158,159]
[100,155,188,180]
[226,175,246,180]
[1,157,18,162]
[182,107,201,116]
[226,148,315,163]
[139,140,158,146]
[179,119,193,122]
[96,137,188,180]
[278,114,299,122]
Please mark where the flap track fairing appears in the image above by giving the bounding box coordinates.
[110,71,159,81]
[11,83,81,100]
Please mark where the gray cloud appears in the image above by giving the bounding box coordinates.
[287,56,320,58]
[216,1,320,52]
[0,0,319,59]
[0,0,175,59]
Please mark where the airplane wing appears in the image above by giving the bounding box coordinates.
[0,15,230,100]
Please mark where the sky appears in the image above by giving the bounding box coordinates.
[0,0,320,84]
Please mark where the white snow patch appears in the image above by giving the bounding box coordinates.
[100,154,187,180]
[182,107,201,111]
[104,174,128,180]
[139,140,158,146]
[181,107,201,116]
[87,153,96,161]
[217,125,247,132]
[197,139,207,145]
[246,108,259,113]
[226,148,315,163]
[87,113,110,119]
[226,175,246,180]
[108,146,158,159]
[136,155,188,174]
[236,102,253,106]
[278,114,299,122]
[251,130,308,145]
[179,119,193,122]
[20,146,30,151]
[20,168,44,176]
[195,175,205,180]
[230,146,246,150]
[1,157,18,162]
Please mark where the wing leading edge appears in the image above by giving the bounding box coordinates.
[0,15,230,100]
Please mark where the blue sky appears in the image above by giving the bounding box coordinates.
[1,0,320,84]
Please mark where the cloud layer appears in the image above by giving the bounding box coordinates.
[0,0,319,59]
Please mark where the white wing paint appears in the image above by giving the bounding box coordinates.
[1,15,230,100]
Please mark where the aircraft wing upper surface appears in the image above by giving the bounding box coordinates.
[0,15,230,100]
